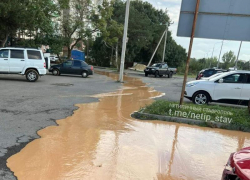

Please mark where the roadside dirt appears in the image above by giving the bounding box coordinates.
[7,71,250,180]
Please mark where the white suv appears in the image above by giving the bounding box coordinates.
[0,47,46,82]
[185,70,250,105]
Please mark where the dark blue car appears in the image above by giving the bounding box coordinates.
[49,60,93,78]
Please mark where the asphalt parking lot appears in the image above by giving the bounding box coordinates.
[0,73,122,180]
[0,70,191,180]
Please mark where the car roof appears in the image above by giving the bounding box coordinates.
[0,47,39,50]
[208,70,250,81]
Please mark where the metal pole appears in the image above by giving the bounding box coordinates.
[119,0,130,82]
[210,46,215,68]
[217,40,224,68]
[162,23,168,62]
[235,41,242,70]
[179,0,200,105]
[147,30,166,67]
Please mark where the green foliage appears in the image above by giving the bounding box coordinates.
[91,0,187,67]
[0,0,60,47]
[221,50,236,69]
[91,37,112,67]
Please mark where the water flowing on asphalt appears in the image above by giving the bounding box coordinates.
[7,71,250,180]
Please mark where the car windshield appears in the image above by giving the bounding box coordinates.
[209,72,231,81]
[206,73,223,79]
[82,61,88,66]
[151,64,161,67]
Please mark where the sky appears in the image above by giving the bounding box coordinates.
[144,0,250,62]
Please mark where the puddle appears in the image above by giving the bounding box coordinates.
[7,71,250,180]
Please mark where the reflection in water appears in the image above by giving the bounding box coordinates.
[7,71,250,180]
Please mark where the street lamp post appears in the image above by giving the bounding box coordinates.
[235,41,243,70]
[119,0,130,82]
[217,40,224,68]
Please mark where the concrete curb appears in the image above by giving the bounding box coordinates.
[131,111,250,132]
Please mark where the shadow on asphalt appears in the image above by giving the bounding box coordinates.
[0,77,27,82]
[47,74,93,79]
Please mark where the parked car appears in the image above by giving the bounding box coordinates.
[144,63,177,78]
[185,70,250,105]
[49,60,93,78]
[49,55,59,62]
[196,68,227,80]
[0,47,46,82]
[222,147,250,180]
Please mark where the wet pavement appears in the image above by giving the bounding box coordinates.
[6,72,250,180]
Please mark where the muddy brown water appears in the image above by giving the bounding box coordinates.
[7,71,250,180]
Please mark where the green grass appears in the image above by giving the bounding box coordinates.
[141,100,250,131]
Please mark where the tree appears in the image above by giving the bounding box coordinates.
[112,0,186,65]
[94,0,123,68]
[221,51,236,69]
[0,0,59,47]
[164,32,187,67]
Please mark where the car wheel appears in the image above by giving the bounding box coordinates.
[82,71,88,78]
[52,69,60,76]
[155,71,159,78]
[192,92,209,105]
[168,72,173,78]
[26,69,39,82]
[145,73,148,77]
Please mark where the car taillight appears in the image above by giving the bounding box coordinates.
[44,62,46,68]
[91,66,93,71]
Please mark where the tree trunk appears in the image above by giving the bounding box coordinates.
[0,33,9,48]
[111,47,114,66]
[57,53,62,63]
[67,46,71,59]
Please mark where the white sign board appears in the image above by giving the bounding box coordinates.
[177,0,250,41]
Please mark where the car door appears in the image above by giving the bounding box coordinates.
[213,73,245,100]
[9,49,26,73]
[162,64,169,75]
[61,61,73,74]
[159,64,165,75]
[72,60,82,74]
[0,49,9,73]
[241,74,250,100]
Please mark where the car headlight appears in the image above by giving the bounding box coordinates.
[186,82,199,87]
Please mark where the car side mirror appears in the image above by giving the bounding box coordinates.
[218,79,224,83]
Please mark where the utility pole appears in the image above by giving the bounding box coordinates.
[179,0,200,105]
[217,40,224,68]
[235,41,243,70]
[119,0,130,82]
[147,30,166,67]
[162,23,168,62]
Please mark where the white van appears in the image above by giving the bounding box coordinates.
[0,47,46,82]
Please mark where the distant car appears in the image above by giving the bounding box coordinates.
[50,55,59,62]
[49,60,93,78]
[196,68,227,80]
[185,70,250,105]
[222,147,250,180]
[144,63,177,78]
[0,47,46,82]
